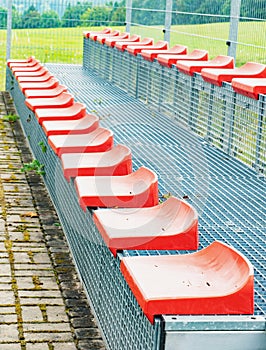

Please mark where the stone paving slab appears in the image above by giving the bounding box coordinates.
[0,92,106,349]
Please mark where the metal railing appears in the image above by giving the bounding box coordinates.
[1,0,266,90]
[83,37,266,176]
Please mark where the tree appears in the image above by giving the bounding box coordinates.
[0,7,7,29]
[81,6,112,26]
[40,10,61,28]
[21,5,41,29]
[111,6,126,26]
[12,6,22,29]
[61,2,92,27]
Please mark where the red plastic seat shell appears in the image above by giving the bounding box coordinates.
[61,144,132,181]
[48,127,114,157]
[24,85,68,99]
[19,78,59,94]
[7,56,35,67]
[100,33,129,45]
[115,38,153,52]
[90,30,120,42]
[25,92,74,112]
[141,45,187,62]
[157,49,208,68]
[93,196,198,256]
[8,59,40,69]
[42,114,99,136]
[201,62,266,86]
[17,72,54,83]
[105,34,140,48]
[120,241,254,323]
[11,63,43,73]
[14,67,48,79]
[83,27,112,38]
[232,78,266,99]
[176,55,234,76]
[35,102,86,125]
[74,166,158,210]
[126,41,168,56]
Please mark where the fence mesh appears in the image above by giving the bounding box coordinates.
[1,0,266,90]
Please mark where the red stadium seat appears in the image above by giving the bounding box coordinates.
[121,241,254,323]
[61,144,132,181]
[74,166,158,210]
[94,196,198,256]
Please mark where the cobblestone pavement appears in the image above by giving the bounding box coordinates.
[0,91,106,350]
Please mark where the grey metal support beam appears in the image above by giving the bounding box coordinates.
[227,0,241,60]
[164,0,173,43]
[6,0,12,61]
[125,0,132,33]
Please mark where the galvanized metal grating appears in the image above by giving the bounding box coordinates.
[46,63,265,315]
[7,77,158,350]
[8,64,265,321]
[83,38,266,176]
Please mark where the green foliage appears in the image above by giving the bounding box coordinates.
[38,141,47,153]
[12,6,21,29]
[21,159,45,176]
[40,10,61,28]
[21,5,41,29]
[2,1,266,30]
[0,7,7,28]
[3,114,20,123]
[61,2,92,27]
[81,6,112,27]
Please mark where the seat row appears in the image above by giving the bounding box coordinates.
[7,54,254,323]
[83,27,266,100]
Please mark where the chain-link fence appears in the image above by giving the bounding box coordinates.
[0,0,266,90]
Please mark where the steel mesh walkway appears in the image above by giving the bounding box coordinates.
[44,63,265,317]
[7,61,265,349]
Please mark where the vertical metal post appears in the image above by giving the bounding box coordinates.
[227,0,241,60]
[164,0,173,43]
[255,95,265,174]
[125,0,132,33]
[6,0,12,61]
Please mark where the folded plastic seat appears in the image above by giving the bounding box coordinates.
[35,102,86,125]
[90,30,120,42]
[176,55,235,76]
[105,34,141,48]
[232,78,266,99]
[25,92,74,112]
[11,62,44,73]
[74,166,158,210]
[93,196,198,256]
[7,56,35,67]
[83,27,112,38]
[115,38,154,52]
[157,49,208,68]
[201,62,266,86]
[126,40,168,56]
[14,67,48,79]
[141,45,187,62]
[42,113,99,137]
[120,241,254,323]
[48,127,114,156]
[19,78,60,94]
[8,58,40,68]
[24,85,68,99]
[61,144,132,181]
[98,32,129,45]
[17,71,54,83]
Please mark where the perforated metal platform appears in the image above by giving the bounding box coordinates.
[7,62,265,349]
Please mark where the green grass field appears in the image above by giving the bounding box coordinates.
[0,21,265,90]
